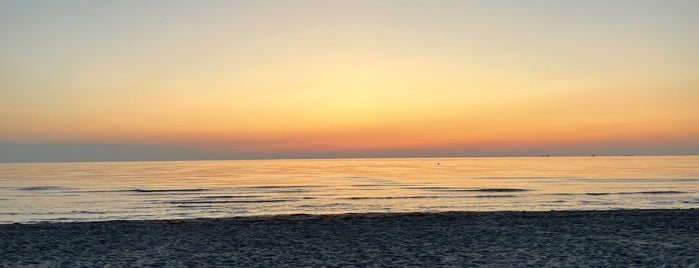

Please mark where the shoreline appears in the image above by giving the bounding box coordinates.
[2,209,697,267]
[5,208,695,225]
[4,208,697,225]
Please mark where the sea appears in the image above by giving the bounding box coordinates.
[1,156,698,223]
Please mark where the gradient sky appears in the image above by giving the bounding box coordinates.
[1,0,698,161]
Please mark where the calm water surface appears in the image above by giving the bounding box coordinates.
[1,156,698,223]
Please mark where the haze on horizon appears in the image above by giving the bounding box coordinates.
[1,0,698,162]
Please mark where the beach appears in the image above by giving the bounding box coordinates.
[2,209,697,267]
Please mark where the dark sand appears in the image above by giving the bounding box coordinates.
[2,209,698,267]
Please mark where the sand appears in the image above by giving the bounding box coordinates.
[1,209,697,267]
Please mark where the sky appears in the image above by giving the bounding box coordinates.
[1,0,698,162]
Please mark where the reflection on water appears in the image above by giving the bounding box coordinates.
[0,156,698,223]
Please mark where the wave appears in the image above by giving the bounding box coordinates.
[618,191,687,195]
[17,186,75,191]
[408,187,532,192]
[472,195,520,198]
[70,210,109,215]
[333,188,383,191]
[78,189,209,194]
[274,190,313,194]
[464,188,531,192]
[652,201,675,205]
[579,200,617,205]
[586,191,687,196]
[176,205,215,208]
[567,178,699,182]
[472,176,574,180]
[131,188,208,193]
[547,191,689,196]
[243,185,325,189]
[195,195,267,199]
[352,184,393,187]
[297,203,351,208]
[340,196,444,200]
[168,199,299,204]
[339,195,521,200]
[4,211,109,216]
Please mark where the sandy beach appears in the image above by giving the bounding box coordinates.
[1,209,697,267]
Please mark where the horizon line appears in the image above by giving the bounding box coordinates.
[2,153,697,164]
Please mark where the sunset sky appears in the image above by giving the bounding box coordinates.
[1,0,698,161]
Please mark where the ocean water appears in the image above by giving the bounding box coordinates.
[1,156,697,223]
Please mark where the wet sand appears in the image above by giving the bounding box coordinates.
[2,209,698,267]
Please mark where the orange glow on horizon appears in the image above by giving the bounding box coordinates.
[2,2,698,157]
